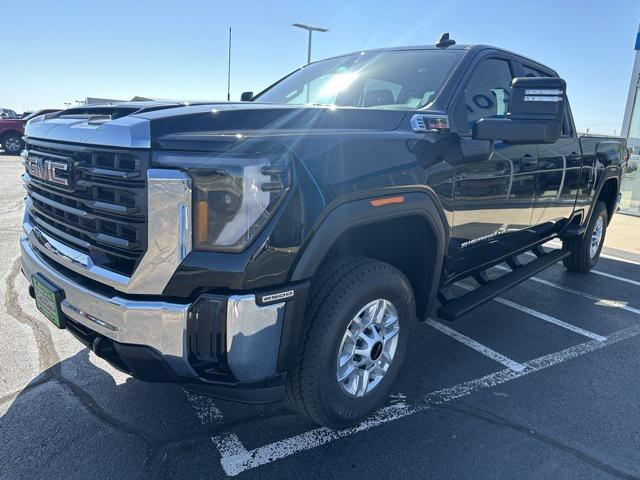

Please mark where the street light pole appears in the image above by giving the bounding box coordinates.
[227,26,232,101]
[292,23,329,65]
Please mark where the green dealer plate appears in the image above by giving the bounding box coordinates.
[32,274,65,329]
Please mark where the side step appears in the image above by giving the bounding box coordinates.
[437,249,570,321]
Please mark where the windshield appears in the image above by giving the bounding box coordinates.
[0,109,19,119]
[23,110,50,121]
[256,49,462,110]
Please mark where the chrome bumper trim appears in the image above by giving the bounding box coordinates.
[61,300,122,333]
[23,168,192,295]
[22,234,287,382]
[21,234,196,378]
[227,295,285,382]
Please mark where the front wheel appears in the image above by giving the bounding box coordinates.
[562,201,608,272]
[287,257,416,428]
[1,134,24,155]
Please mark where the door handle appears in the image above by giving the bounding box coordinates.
[520,154,537,166]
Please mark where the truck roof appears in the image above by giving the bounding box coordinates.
[318,44,557,76]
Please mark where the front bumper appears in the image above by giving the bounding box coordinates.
[20,233,301,403]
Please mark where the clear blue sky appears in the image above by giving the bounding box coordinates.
[2,0,638,134]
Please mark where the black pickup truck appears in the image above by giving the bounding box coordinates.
[20,36,626,428]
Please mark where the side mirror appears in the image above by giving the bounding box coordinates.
[472,77,566,144]
[240,91,253,101]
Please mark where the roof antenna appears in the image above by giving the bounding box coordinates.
[436,32,456,48]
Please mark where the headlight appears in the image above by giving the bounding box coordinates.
[153,152,291,252]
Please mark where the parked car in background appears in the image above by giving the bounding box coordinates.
[0,109,59,154]
[0,108,19,119]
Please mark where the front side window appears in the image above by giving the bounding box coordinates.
[256,50,462,110]
[522,65,547,78]
[454,58,514,132]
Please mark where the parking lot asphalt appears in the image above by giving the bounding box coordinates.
[1,153,640,479]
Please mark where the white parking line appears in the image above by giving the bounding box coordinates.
[456,283,607,342]
[212,323,640,476]
[590,269,640,287]
[524,250,640,286]
[184,389,223,424]
[544,240,640,266]
[493,297,607,342]
[425,318,525,372]
[599,252,640,266]
[494,265,640,316]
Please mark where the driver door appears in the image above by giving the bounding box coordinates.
[448,56,538,273]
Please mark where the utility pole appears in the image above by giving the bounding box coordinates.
[292,23,329,65]
[227,27,232,101]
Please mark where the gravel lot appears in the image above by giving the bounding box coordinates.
[2,153,640,479]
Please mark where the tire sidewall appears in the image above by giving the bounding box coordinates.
[2,134,23,155]
[584,204,608,268]
[312,270,415,425]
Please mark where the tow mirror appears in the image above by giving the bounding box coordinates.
[472,77,566,144]
[240,91,253,101]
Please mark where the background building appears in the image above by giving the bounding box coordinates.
[621,24,640,216]
[85,97,126,105]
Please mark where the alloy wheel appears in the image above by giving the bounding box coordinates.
[336,299,400,397]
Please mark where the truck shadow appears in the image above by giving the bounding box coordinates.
[0,347,299,478]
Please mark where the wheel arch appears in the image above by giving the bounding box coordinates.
[596,176,619,223]
[290,191,449,319]
[1,129,23,141]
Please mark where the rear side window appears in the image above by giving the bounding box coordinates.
[454,58,514,133]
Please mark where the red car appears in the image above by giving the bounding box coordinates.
[0,109,59,155]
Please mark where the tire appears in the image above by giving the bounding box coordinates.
[287,256,416,428]
[562,201,608,272]
[1,134,24,155]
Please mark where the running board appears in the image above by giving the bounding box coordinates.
[437,249,570,321]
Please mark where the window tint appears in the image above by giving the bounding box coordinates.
[363,79,402,106]
[455,58,513,132]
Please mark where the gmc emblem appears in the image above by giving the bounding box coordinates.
[27,156,69,187]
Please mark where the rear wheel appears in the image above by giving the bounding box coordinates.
[288,257,416,428]
[562,201,608,272]
[1,134,24,155]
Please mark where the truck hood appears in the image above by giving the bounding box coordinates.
[24,102,407,150]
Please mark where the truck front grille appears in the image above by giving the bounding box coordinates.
[23,139,148,276]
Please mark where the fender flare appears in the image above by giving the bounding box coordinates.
[1,129,23,141]
[585,171,620,226]
[290,190,449,317]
